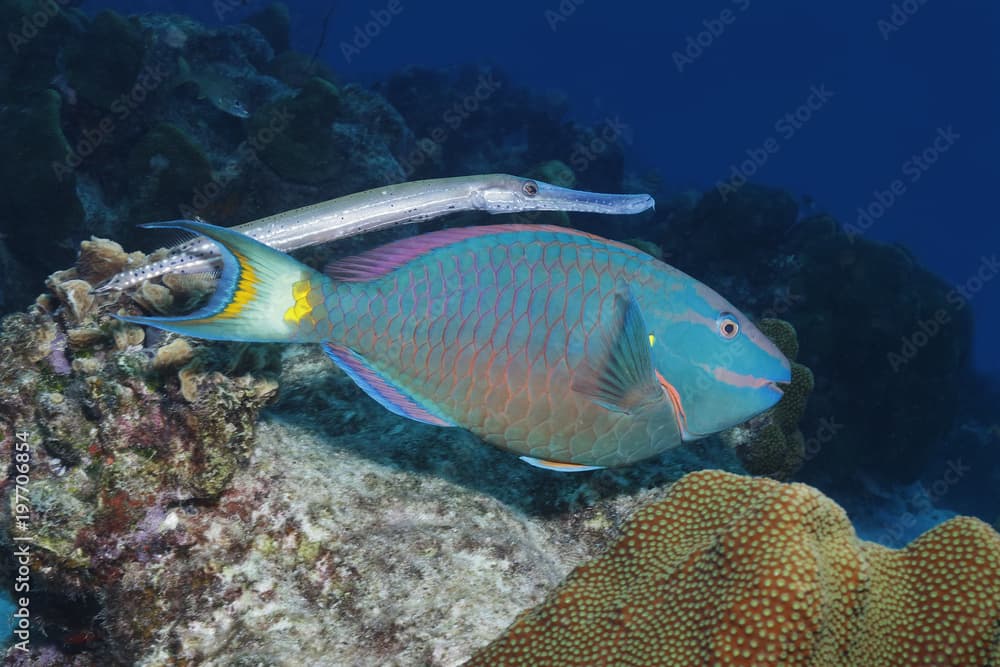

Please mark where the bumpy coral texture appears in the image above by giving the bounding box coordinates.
[469,469,1000,666]
[730,318,814,479]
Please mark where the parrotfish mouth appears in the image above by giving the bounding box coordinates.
[656,370,786,441]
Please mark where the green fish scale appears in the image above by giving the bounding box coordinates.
[320,230,681,466]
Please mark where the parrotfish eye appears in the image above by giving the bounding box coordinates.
[522,180,539,196]
[717,313,740,339]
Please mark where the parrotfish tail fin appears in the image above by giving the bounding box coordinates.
[116,219,327,343]
[571,290,664,415]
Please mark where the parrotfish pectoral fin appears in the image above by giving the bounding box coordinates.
[518,456,606,472]
[115,219,325,343]
[571,291,664,414]
[323,342,456,427]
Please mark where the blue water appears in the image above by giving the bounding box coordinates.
[96,0,1000,375]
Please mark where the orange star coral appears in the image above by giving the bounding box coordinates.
[468,470,1000,667]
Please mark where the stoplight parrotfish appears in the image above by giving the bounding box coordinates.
[117,219,789,471]
[94,175,654,294]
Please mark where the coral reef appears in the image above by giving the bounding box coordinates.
[244,2,291,54]
[0,242,280,656]
[247,76,344,185]
[126,122,214,222]
[377,65,630,196]
[0,0,78,98]
[64,10,146,110]
[469,469,1000,666]
[726,318,814,479]
[0,3,990,664]
[788,215,973,484]
[0,90,84,272]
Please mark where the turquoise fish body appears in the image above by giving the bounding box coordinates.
[120,221,790,470]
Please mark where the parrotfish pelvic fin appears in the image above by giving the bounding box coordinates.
[115,219,325,343]
[571,290,664,415]
[519,456,606,472]
[323,342,456,427]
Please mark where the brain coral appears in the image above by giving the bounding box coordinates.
[468,470,1000,666]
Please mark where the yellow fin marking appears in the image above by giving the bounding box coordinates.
[284,279,314,324]
[649,333,655,346]
[219,250,258,319]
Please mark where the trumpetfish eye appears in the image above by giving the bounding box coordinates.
[522,180,539,196]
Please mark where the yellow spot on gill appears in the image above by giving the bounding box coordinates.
[218,250,259,319]
[284,279,314,324]
[649,333,655,347]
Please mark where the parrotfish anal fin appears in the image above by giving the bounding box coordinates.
[322,342,455,427]
[571,291,663,415]
[519,456,605,472]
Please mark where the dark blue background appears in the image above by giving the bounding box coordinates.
[89,0,1000,376]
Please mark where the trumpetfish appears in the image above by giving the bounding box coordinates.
[95,174,654,293]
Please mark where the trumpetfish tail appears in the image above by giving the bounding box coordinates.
[114,219,328,344]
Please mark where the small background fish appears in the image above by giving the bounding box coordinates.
[175,56,250,118]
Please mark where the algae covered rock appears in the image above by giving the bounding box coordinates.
[788,216,973,483]
[65,10,147,110]
[249,77,344,184]
[243,1,291,53]
[0,90,84,266]
[127,123,213,222]
[0,0,77,97]
[0,241,281,655]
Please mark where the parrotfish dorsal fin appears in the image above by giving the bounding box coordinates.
[571,291,664,415]
[324,223,646,282]
[518,456,606,472]
[322,342,455,427]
